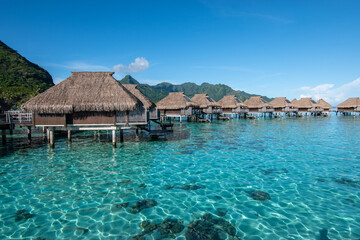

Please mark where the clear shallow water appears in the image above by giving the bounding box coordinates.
[0,115,360,239]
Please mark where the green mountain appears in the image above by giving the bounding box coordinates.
[120,75,271,102]
[120,75,168,102]
[0,41,54,109]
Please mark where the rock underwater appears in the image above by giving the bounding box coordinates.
[246,190,271,201]
[129,199,157,214]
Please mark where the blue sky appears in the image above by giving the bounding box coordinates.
[1,0,360,104]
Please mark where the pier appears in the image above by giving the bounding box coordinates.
[0,111,33,144]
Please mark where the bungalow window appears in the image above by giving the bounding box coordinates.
[235,99,241,103]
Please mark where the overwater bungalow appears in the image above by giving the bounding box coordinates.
[268,97,298,116]
[336,97,360,115]
[292,98,323,115]
[22,71,146,147]
[243,96,274,117]
[191,94,222,120]
[156,92,198,122]
[123,84,159,121]
[316,99,332,114]
[217,95,248,118]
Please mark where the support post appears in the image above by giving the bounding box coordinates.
[2,129,6,145]
[27,126,32,141]
[112,129,116,147]
[49,128,55,148]
[68,130,72,142]
[47,128,50,142]
[120,129,124,142]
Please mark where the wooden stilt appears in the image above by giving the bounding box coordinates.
[2,129,6,145]
[47,129,50,142]
[49,128,55,148]
[120,129,124,142]
[112,129,116,147]
[68,130,72,142]
[27,126,32,141]
[9,128,13,135]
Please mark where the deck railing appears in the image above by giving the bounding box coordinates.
[4,111,33,124]
[238,108,249,113]
[180,108,193,116]
[284,107,298,112]
[259,107,275,113]
[309,107,323,112]
[212,108,223,114]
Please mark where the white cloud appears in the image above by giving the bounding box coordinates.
[46,61,110,71]
[113,57,149,73]
[296,78,360,105]
[68,62,110,71]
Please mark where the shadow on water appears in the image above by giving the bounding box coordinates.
[0,126,191,158]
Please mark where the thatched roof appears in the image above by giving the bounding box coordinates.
[217,95,245,108]
[22,72,143,114]
[292,98,318,108]
[243,96,268,108]
[337,97,360,108]
[156,92,197,110]
[268,97,292,108]
[123,84,155,109]
[191,94,220,108]
[291,99,298,105]
[316,99,332,109]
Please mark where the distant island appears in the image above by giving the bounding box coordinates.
[119,75,271,103]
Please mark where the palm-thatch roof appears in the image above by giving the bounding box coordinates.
[337,97,360,108]
[243,96,268,108]
[191,94,220,108]
[217,95,245,108]
[122,84,155,109]
[316,99,332,109]
[22,72,142,114]
[268,97,292,108]
[291,99,298,105]
[156,92,197,110]
[292,98,318,108]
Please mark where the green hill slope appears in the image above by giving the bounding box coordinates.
[120,75,271,102]
[0,41,54,109]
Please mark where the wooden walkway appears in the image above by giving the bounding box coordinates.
[1,112,33,144]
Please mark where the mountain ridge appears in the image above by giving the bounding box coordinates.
[0,41,54,109]
[119,75,272,102]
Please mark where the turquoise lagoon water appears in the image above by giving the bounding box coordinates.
[0,115,360,239]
